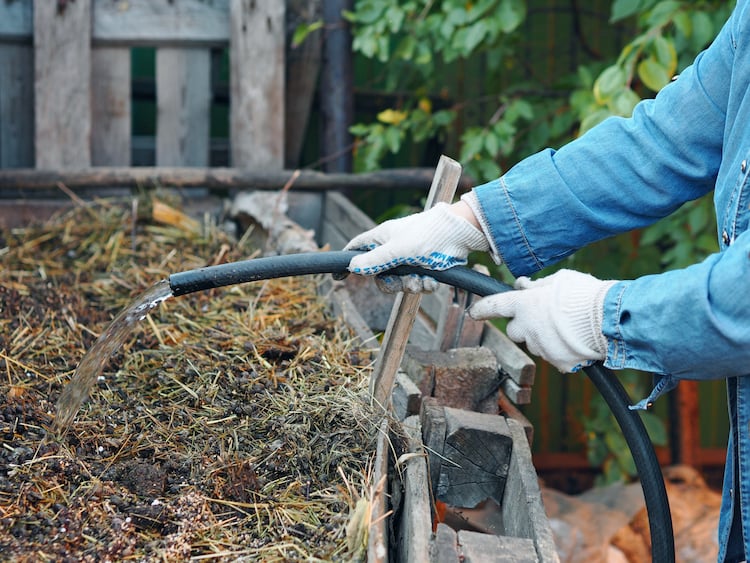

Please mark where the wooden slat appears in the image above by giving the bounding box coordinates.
[481,323,536,387]
[229,0,285,170]
[398,416,431,563]
[156,47,211,166]
[370,156,462,405]
[0,1,32,41]
[33,0,92,168]
[0,44,34,167]
[367,419,390,563]
[92,0,230,46]
[503,418,558,562]
[91,46,131,166]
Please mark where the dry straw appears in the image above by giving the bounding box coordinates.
[0,194,381,561]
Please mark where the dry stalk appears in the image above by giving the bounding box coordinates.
[0,197,380,561]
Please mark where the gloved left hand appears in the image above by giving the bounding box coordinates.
[468,269,618,373]
[345,202,490,293]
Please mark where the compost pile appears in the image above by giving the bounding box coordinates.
[0,197,379,562]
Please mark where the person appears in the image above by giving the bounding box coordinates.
[344,2,750,561]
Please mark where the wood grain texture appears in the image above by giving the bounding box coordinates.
[93,0,230,46]
[91,47,131,166]
[33,0,92,168]
[229,0,285,170]
[156,47,211,166]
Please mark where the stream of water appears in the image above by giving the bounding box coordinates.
[53,279,174,433]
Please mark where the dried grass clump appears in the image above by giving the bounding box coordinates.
[0,196,380,561]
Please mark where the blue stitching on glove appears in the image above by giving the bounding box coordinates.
[351,252,466,275]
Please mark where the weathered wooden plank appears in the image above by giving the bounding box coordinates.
[91,46,131,166]
[498,389,535,446]
[503,418,558,562]
[420,398,447,503]
[92,0,230,46]
[458,530,539,563]
[481,322,536,387]
[0,43,34,167]
[370,156,462,405]
[155,47,211,167]
[435,290,485,352]
[321,191,376,247]
[367,419,390,563]
[0,1,32,41]
[430,523,460,563]
[436,406,513,508]
[399,416,431,563]
[392,371,422,421]
[403,346,502,414]
[501,376,532,405]
[229,0,285,170]
[34,0,92,168]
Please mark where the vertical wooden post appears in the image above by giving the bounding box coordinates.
[33,0,92,168]
[229,0,285,170]
[91,47,131,166]
[156,47,211,167]
[671,380,699,466]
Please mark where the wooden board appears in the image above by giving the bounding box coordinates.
[398,416,431,563]
[458,530,539,563]
[156,47,211,167]
[0,43,33,167]
[33,0,92,168]
[436,407,513,508]
[92,0,230,46]
[481,323,535,386]
[370,156,462,405]
[503,418,558,562]
[229,0,285,170]
[91,46,131,166]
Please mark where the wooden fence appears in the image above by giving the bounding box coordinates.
[0,0,286,170]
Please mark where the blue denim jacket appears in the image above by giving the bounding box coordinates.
[472,3,750,560]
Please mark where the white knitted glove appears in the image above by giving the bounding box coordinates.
[469,269,617,373]
[346,203,490,292]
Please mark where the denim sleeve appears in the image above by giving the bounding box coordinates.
[602,228,750,382]
[472,8,735,278]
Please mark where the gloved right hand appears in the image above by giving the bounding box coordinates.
[345,202,490,292]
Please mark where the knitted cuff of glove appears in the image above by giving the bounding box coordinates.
[432,202,490,255]
[579,279,619,357]
[460,191,503,264]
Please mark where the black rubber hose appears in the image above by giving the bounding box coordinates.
[169,250,674,562]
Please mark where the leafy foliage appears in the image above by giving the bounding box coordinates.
[344,0,735,483]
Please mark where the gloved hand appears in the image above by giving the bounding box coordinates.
[469,269,618,373]
[345,202,490,293]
